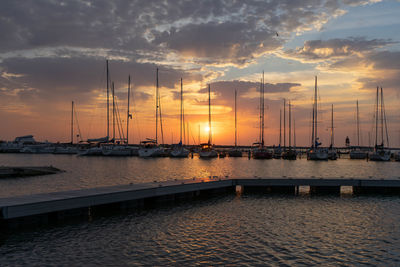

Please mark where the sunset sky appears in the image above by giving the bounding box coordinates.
[0,0,399,147]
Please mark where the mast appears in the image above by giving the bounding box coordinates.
[289,100,291,149]
[262,71,265,147]
[294,118,296,149]
[208,84,212,145]
[112,82,115,142]
[375,86,378,147]
[234,89,237,147]
[382,87,389,147]
[71,101,74,144]
[314,76,318,146]
[126,75,131,144]
[380,86,384,146]
[198,124,200,145]
[156,68,159,144]
[279,109,282,147]
[180,78,183,145]
[106,60,109,139]
[284,99,286,148]
[259,79,262,145]
[331,104,334,147]
[356,100,360,146]
[159,92,164,145]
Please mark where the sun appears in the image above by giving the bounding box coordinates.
[204,126,210,133]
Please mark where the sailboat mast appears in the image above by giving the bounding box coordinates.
[235,89,237,147]
[126,75,131,144]
[356,100,360,146]
[180,78,183,144]
[289,100,291,149]
[71,101,74,144]
[156,68,159,144]
[380,87,384,146]
[375,86,379,147]
[262,71,265,147]
[106,60,109,139]
[284,99,286,148]
[112,82,115,142]
[279,109,282,146]
[314,76,318,145]
[208,84,212,145]
[294,118,296,149]
[331,104,334,147]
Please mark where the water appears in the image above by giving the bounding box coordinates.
[1,195,400,265]
[0,154,400,198]
[1,154,400,265]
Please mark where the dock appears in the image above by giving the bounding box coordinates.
[1,177,400,229]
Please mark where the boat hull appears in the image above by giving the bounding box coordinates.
[228,149,242,157]
[282,150,297,160]
[369,150,391,161]
[199,150,218,158]
[78,147,103,156]
[307,149,328,160]
[170,147,190,158]
[349,150,368,159]
[138,147,163,157]
[252,149,273,159]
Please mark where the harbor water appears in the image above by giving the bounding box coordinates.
[1,154,400,265]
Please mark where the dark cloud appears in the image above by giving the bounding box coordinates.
[0,0,365,65]
[0,56,200,114]
[285,37,394,61]
[198,80,301,96]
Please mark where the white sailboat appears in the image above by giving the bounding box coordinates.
[171,78,190,158]
[199,84,218,158]
[228,89,242,157]
[252,71,273,159]
[328,104,338,160]
[102,75,138,156]
[307,76,328,160]
[282,100,296,160]
[79,60,111,156]
[369,87,391,161]
[350,100,368,159]
[139,68,163,157]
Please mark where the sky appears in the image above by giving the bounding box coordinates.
[0,0,400,147]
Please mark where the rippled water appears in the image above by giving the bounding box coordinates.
[1,195,400,266]
[0,154,400,198]
[1,154,400,265]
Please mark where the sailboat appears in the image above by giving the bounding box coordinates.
[252,72,273,159]
[273,104,283,158]
[228,89,242,157]
[307,76,328,160]
[282,100,296,160]
[350,100,368,159]
[199,84,218,158]
[79,60,111,156]
[54,101,80,154]
[369,87,391,161]
[171,78,190,157]
[138,68,164,157]
[102,75,138,156]
[328,104,338,160]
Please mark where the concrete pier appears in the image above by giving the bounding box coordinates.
[1,177,400,228]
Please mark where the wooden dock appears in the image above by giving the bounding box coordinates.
[1,177,400,228]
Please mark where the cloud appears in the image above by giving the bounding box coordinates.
[0,0,365,66]
[285,37,394,61]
